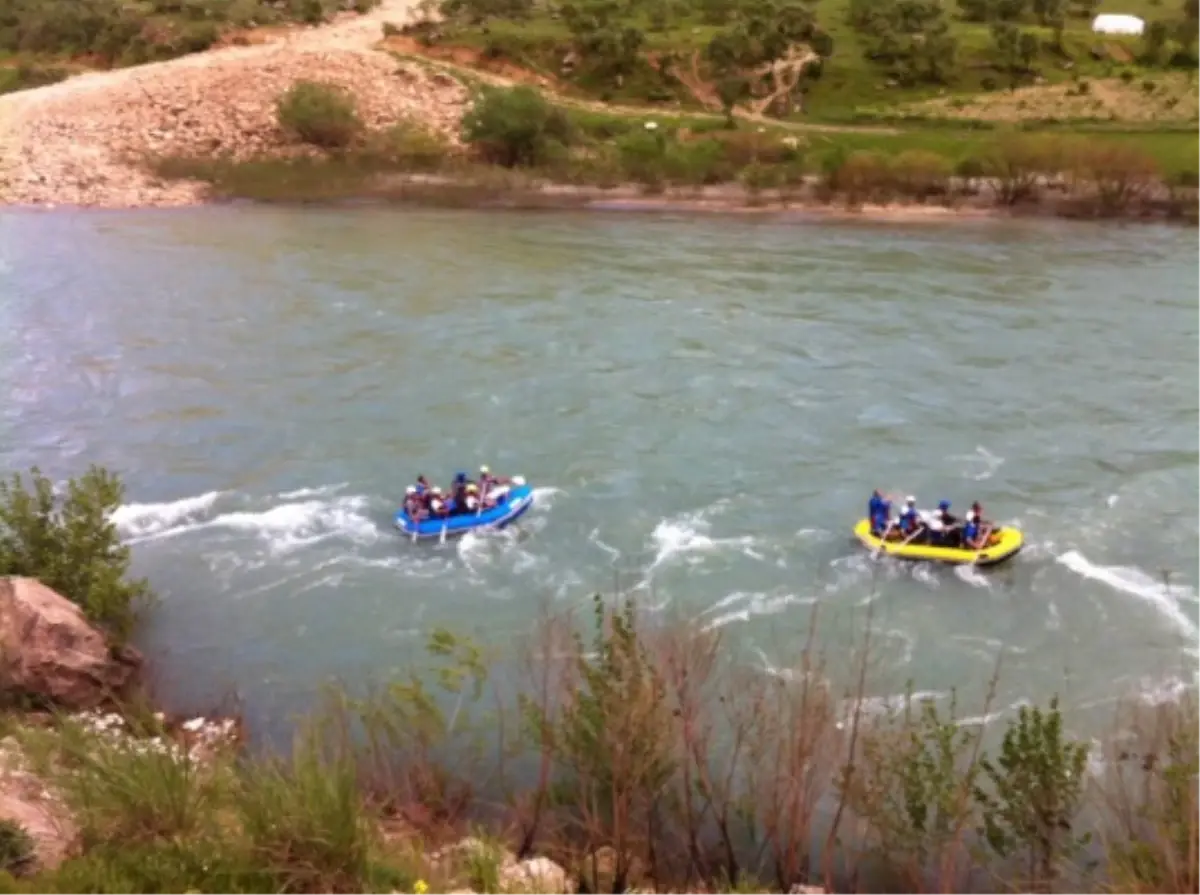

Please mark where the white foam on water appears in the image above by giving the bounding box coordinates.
[946,445,1005,482]
[588,528,621,560]
[1057,549,1198,638]
[531,486,563,508]
[912,563,941,589]
[1047,600,1061,630]
[204,495,380,555]
[953,564,992,589]
[277,483,347,500]
[648,509,757,571]
[956,697,1031,729]
[1135,674,1194,706]
[700,591,814,632]
[1106,494,1119,508]
[837,690,948,730]
[883,628,915,666]
[113,491,223,541]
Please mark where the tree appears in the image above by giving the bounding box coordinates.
[974,697,1091,893]
[861,0,959,85]
[460,86,573,167]
[439,0,532,24]
[0,466,153,642]
[957,0,996,23]
[704,0,831,117]
[1031,0,1064,25]
[560,0,647,88]
[1141,19,1171,64]
[991,22,1036,89]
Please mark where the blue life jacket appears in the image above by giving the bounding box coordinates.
[963,520,979,543]
[899,508,919,533]
[871,500,891,533]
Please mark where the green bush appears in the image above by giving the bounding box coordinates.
[0,821,34,877]
[461,86,573,168]
[276,81,363,149]
[0,63,70,96]
[364,119,452,171]
[0,466,152,643]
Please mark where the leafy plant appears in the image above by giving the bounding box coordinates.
[461,86,573,167]
[0,820,35,877]
[974,696,1091,892]
[0,465,153,642]
[276,81,362,149]
[523,595,676,893]
[843,690,985,890]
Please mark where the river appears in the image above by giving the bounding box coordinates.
[2,206,1197,739]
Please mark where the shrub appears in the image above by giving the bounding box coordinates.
[615,128,668,187]
[0,466,153,642]
[980,134,1063,205]
[0,63,69,96]
[663,137,734,186]
[828,150,893,205]
[236,728,376,893]
[0,821,34,877]
[1065,141,1160,215]
[276,81,362,150]
[43,719,220,848]
[461,86,573,168]
[890,149,952,199]
[364,119,452,171]
[974,696,1091,892]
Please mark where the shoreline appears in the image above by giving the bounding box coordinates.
[4,173,1195,225]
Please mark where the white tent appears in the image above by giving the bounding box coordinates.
[1091,13,1146,35]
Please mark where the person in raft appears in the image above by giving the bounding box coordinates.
[897,496,925,539]
[868,490,895,537]
[477,465,511,500]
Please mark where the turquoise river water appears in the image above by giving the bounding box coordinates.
[2,206,1197,740]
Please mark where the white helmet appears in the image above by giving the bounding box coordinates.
[966,510,976,521]
[512,475,526,486]
[405,485,416,495]
[480,465,490,474]
[432,486,443,495]
[905,495,916,505]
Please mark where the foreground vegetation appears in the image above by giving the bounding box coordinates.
[0,465,1196,893]
[0,597,1194,893]
[149,78,1199,220]
[0,466,151,644]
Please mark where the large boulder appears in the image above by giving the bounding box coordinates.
[0,578,143,709]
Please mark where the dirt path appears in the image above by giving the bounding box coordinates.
[0,0,466,207]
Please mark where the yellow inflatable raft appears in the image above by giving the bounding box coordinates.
[852,519,1024,567]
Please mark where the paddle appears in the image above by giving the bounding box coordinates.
[967,524,995,566]
[873,522,924,559]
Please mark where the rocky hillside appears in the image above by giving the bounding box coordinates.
[0,0,467,208]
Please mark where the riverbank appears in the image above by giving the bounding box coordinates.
[2,0,1197,219]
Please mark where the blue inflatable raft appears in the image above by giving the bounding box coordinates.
[393,479,535,541]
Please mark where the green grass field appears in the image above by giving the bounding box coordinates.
[419,0,1198,128]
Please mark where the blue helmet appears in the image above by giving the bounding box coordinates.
[938,499,951,509]
[454,471,467,484]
